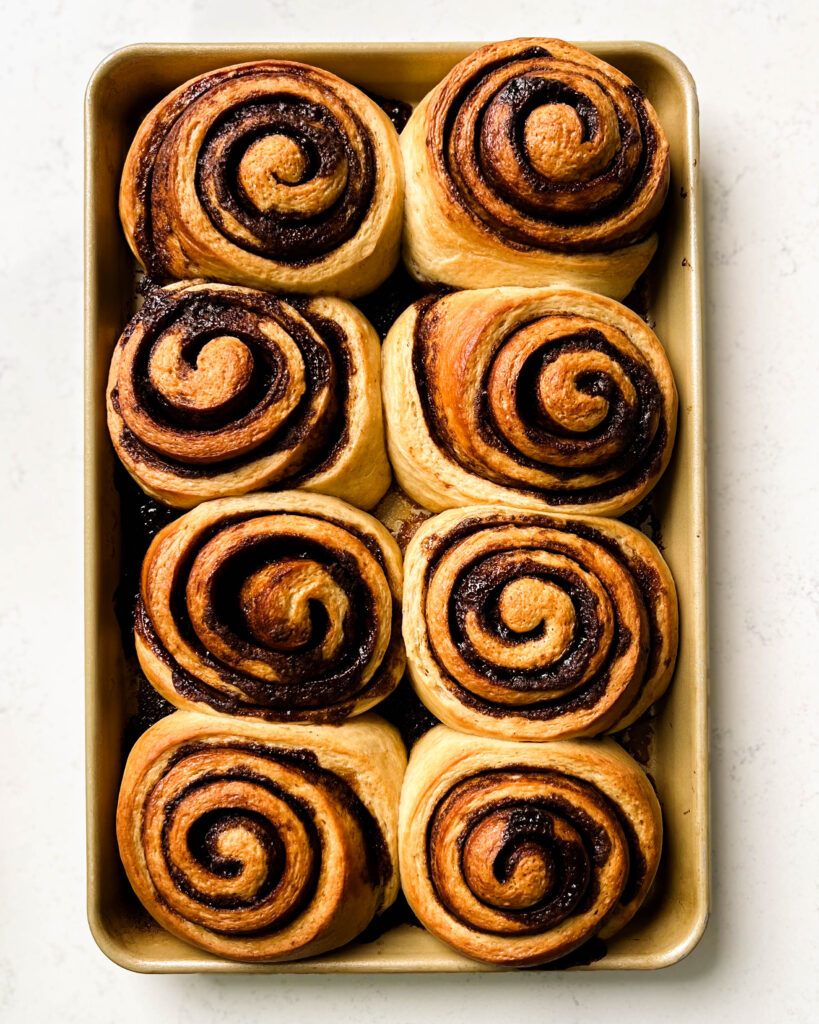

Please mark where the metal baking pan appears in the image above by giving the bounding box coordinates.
[84,40,708,972]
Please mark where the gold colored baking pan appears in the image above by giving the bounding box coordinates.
[84,41,708,973]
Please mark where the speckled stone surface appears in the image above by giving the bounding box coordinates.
[1,1,817,1020]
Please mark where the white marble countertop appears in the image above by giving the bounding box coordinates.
[2,1,817,1020]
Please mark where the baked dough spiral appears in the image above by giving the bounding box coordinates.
[135,491,405,722]
[401,39,669,299]
[107,281,391,509]
[119,60,403,297]
[399,725,661,966]
[403,506,677,739]
[382,287,677,517]
[117,711,405,962]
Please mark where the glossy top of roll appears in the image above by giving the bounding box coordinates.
[119,60,404,297]
[403,505,678,740]
[400,39,670,297]
[107,281,391,509]
[117,711,405,961]
[398,726,662,966]
[135,491,405,723]
[382,286,677,517]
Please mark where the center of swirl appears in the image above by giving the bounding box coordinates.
[463,810,555,909]
[536,350,624,432]
[493,577,577,638]
[497,576,575,650]
[462,555,580,674]
[239,559,348,656]
[238,133,310,208]
[523,103,586,182]
[233,127,349,218]
[148,332,254,412]
[251,133,309,183]
[188,810,282,892]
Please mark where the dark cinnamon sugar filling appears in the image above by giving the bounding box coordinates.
[138,508,400,721]
[426,769,633,936]
[148,740,390,929]
[435,47,665,252]
[196,95,376,265]
[412,302,669,507]
[129,64,380,276]
[113,286,355,483]
[419,512,660,721]
[449,558,604,689]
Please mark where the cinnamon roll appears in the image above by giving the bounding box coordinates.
[117,711,405,962]
[401,39,669,299]
[135,491,404,722]
[107,281,390,509]
[399,725,661,966]
[119,60,403,298]
[382,287,677,517]
[403,506,677,740]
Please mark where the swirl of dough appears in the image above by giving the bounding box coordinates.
[399,725,662,966]
[135,492,404,722]
[401,39,669,298]
[402,505,677,740]
[119,60,403,297]
[107,281,390,509]
[117,711,405,961]
[382,286,677,517]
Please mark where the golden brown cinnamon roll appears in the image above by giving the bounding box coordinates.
[403,506,677,740]
[135,491,404,722]
[120,60,403,297]
[117,711,405,962]
[399,726,661,966]
[382,287,677,517]
[107,281,390,509]
[402,39,669,299]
